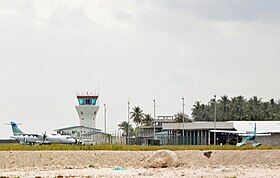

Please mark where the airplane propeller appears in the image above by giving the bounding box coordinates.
[42,131,47,143]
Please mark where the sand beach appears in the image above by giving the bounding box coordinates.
[0,150,280,177]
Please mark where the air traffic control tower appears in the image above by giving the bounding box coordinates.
[75,94,100,128]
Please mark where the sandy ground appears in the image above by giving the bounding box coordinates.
[0,150,280,177]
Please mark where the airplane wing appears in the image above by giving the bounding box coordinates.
[210,130,273,136]
[256,130,280,133]
[239,133,271,136]
[210,130,244,134]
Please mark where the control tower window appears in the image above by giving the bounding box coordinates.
[79,99,86,105]
[85,99,91,105]
[79,98,97,105]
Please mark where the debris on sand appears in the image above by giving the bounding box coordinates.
[204,151,212,158]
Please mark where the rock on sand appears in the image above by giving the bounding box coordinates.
[144,150,179,168]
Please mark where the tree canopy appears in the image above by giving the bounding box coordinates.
[118,121,133,137]
[142,114,153,126]
[130,106,145,126]
[174,112,191,123]
[191,95,280,121]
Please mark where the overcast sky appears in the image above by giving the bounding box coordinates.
[1,0,280,138]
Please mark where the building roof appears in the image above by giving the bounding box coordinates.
[162,121,280,132]
[54,125,102,132]
[139,125,162,129]
[82,131,107,135]
[162,121,234,130]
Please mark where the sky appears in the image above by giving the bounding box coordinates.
[1,0,280,138]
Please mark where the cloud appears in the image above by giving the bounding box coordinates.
[150,0,280,22]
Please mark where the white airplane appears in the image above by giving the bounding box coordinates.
[10,121,76,145]
[210,123,273,147]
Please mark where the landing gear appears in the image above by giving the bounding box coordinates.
[253,142,262,147]
[236,137,248,147]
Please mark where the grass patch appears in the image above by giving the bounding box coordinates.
[0,144,280,151]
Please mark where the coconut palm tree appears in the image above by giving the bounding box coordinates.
[174,112,191,123]
[218,95,230,121]
[192,101,202,120]
[130,106,144,126]
[118,121,133,137]
[142,114,153,126]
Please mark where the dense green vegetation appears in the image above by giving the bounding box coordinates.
[0,144,280,151]
[192,95,280,121]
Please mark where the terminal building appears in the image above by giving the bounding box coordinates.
[138,119,280,146]
[54,93,107,144]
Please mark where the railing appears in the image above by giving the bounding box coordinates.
[118,136,209,146]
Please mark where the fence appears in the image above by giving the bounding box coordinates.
[105,135,209,146]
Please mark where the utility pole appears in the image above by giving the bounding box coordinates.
[182,97,185,145]
[153,99,156,142]
[104,104,107,134]
[127,100,130,145]
[214,95,217,145]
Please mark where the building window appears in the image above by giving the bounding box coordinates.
[81,111,84,115]
[82,118,84,120]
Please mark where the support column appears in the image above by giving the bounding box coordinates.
[189,131,192,145]
[201,130,203,145]
[208,130,211,145]
[205,130,207,145]
[185,130,188,145]
[196,130,201,145]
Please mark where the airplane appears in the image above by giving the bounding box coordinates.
[10,121,76,145]
[210,123,272,147]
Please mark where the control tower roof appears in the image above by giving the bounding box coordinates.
[76,92,99,99]
[76,95,98,99]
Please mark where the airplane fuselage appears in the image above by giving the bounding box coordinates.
[247,135,256,141]
[11,135,43,145]
[11,134,76,145]
[45,134,76,144]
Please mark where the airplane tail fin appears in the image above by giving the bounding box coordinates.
[254,123,257,137]
[10,121,24,136]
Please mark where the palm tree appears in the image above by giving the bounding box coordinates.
[142,114,153,126]
[174,112,191,123]
[192,101,201,120]
[246,96,262,120]
[118,121,133,137]
[218,95,230,121]
[268,99,277,120]
[230,96,246,120]
[130,106,144,126]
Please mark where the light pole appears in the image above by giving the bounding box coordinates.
[182,97,185,145]
[127,100,130,145]
[104,104,107,144]
[214,95,217,145]
[104,104,107,134]
[153,99,156,141]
